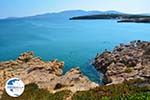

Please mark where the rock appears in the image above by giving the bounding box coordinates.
[0,51,98,98]
[93,41,150,85]
[17,51,34,62]
[107,76,124,85]
[107,63,126,76]
[59,68,98,93]
[139,65,150,78]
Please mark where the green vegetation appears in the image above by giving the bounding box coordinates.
[1,80,150,100]
[117,92,150,100]
[72,80,150,100]
[1,83,71,100]
[125,67,133,73]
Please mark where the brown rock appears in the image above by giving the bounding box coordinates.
[0,51,98,98]
[93,41,150,85]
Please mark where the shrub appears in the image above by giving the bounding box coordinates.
[125,67,133,73]
[1,80,150,100]
[72,79,150,100]
[1,83,71,100]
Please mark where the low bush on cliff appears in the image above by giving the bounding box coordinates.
[117,92,150,100]
[72,80,150,100]
[124,67,133,73]
[1,80,150,100]
[1,83,71,100]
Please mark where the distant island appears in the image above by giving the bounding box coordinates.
[2,10,150,23]
[118,18,150,23]
[0,10,123,20]
[70,13,150,23]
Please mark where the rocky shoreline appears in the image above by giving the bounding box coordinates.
[0,52,98,98]
[93,40,150,85]
[0,40,150,99]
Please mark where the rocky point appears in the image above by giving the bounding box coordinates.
[93,40,150,85]
[0,51,98,98]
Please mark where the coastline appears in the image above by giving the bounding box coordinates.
[0,40,150,99]
[93,40,150,85]
[0,52,98,97]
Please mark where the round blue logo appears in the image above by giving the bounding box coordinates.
[5,78,25,97]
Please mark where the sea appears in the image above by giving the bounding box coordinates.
[0,18,150,84]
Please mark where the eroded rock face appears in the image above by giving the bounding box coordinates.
[93,40,150,85]
[0,51,98,98]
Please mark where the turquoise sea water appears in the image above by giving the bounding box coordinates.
[0,19,150,83]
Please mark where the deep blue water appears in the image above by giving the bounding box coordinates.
[0,19,150,83]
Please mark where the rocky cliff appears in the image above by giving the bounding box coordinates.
[0,52,98,98]
[93,40,150,85]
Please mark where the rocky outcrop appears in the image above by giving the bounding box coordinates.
[0,51,98,98]
[93,40,150,85]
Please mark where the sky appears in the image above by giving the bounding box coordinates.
[0,0,150,18]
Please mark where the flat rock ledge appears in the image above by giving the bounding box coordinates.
[93,40,150,85]
[0,51,98,98]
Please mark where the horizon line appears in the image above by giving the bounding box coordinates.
[1,9,150,19]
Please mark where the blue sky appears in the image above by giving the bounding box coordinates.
[0,0,150,18]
